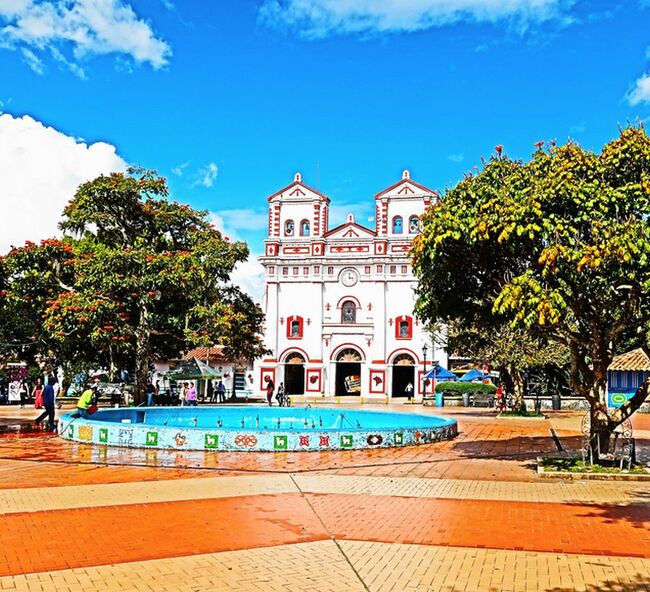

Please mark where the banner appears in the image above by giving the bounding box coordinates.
[344,374,361,393]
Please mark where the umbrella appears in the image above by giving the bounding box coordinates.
[424,365,457,381]
[459,368,485,382]
[166,358,222,381]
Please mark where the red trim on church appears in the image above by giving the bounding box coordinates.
[374,177,438,199]
[267,180,330,203]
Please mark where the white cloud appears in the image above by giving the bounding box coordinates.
[0,0,171,76]
[209,212,238,241]
[0,113,126,254]
[20,46,43,72]
[195,162,218,188]
[627,73,650,106]
[209,211,265,303]
[259,0,573,38]
[216,209,268,232]
[448,152,465,163]
[231,258,265,304]
[171,161,189,176]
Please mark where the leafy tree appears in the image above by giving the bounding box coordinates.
[448,322,569,411]
[1,169,266,403]
[413,127,650,449]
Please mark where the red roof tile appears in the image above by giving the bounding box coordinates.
[182,346,227,363]
[608,348,650,371]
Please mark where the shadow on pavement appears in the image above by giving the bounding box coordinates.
[545,573,650,592]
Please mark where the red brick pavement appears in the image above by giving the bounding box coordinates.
[0,492,648,577]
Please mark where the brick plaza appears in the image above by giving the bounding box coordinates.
[0,405,648,592]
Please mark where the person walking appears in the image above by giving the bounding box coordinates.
[276,383,285,407]
[265,378,275,406]
[215,380,227,403]
[405,381,414,402]
[146,381,156,406]
[179,382,188,406]
[19,381,28,408]
[186,382,198,406]
[33,379,44,409]
[52,378,61,409]
[34,377,57,431]
[495,382,506,413]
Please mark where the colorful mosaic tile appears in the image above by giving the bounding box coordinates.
[78,425,93,441]
[340,434,353,448]
[118,428,133,446]
[274,435,288,450]
[145,431,159,446]
[99,428,108,443]
[204,434,219,449]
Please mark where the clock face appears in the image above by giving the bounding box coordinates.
[340,268,359,287]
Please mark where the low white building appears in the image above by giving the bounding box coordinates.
[256,170,446,401]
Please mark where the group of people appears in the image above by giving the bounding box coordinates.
[264,379,291,407]
[33,376,58,431]
[177,382,198,406]
[15,378,62,409]
[34,378,100,431]
[176,380,228,405]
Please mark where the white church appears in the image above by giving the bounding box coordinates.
[256,170,447,401]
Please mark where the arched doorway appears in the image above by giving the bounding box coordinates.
[284,352,305,395]
[392,354,415,398]
[335,348,362,396]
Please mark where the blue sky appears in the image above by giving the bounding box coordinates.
[1,0,650,299]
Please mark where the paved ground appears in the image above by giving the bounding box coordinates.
[0,403,648,591]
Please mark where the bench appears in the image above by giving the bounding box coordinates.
[470,392,494,407]
[581,414,635,470]
[586,432,635,470]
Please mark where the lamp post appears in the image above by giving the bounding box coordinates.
[422,343,428,402]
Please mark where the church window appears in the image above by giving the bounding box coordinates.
[365,266,371,274]
[401,265,408,274]
[303,267,309,275]
[269,266,275,274]
[328,266,334,274]
[314,266,320,273]
[287,316,304,339]
[300,219,310,236]
[396,316,413,340]
[377,265,383,272]
[408,215,420,233]
[293,267,299,275]
[392,216,403,234]
[283,267,288,276]
[390,265,396,274]
[285,220,295,236]
[341,301,356,324]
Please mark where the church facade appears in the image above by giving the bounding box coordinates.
[256,170,447,400]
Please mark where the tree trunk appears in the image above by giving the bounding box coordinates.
[108,345,118,383]
[508,365,526,413]
[133,304,150,405]
[589,357,611,459]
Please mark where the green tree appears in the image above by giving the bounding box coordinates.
[1,169,266,403]
[413,127,650,449]
[448,322,569,412]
